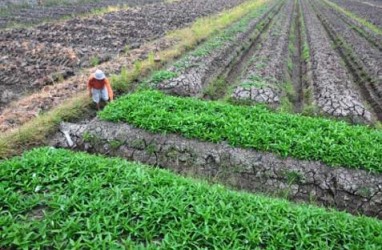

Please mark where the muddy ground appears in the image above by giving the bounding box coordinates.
[0,0,245,109]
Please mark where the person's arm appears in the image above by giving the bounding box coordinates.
[105,78,114,101]
[87,77,93,97]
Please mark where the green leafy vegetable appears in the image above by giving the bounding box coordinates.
[99,90,382,172]
[1,147,381,249]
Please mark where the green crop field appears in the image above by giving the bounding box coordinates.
[1,147,381,249]
[99,90,382,172]
[2,0,382,248]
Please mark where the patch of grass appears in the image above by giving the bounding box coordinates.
[278,96,294,113]
[1,147,382,249]
[203,77,228,100]
[240,75,275,89]
[287,56,293,73]
[302,43,310,61]
[299,2,311,62]
[151,70,178,84]
[100,90,382,172]
[110,67,132,92]
[89,56,100,67]
[278,81,295,113]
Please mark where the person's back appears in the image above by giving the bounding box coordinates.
[87,69,113,110]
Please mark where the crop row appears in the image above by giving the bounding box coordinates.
[1,147,382,249]
[231,0,294,107]
[310,0,382,120]
[99,90,382,172]
[300,0,372,123]
[154,0,279,96]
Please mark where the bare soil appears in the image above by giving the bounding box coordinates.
[301,0,372,123]
[311,0,382,120]
[0,0,246,109]
[0,0,163,28]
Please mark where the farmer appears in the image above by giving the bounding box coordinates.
[87,69,114,110]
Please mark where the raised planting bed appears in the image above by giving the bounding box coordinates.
[153,0,281,96]
[1,147,382,248]
[231,0,294,108]
[52,119,382,218]
[300,0,372,123]
[98,90,382,172]
[0,0,246,109]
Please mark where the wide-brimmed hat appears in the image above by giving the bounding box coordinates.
[94,69,106,80]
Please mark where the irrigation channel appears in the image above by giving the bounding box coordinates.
[51,0,382,219]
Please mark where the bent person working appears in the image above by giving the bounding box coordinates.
[87,69,114,110]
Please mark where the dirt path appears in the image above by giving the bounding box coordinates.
[290,0,303,113]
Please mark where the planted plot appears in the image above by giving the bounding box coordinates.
[231,0,294,108]
[0,0,246,109]
[310,0,382,120]
[300,0,372,123]
[154,0,279,96]
[1,147,382,249]
[99,90,382,172]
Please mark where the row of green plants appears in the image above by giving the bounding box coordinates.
[99,90,382,172]
[1,147,381,249]
[148,0,277,85]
